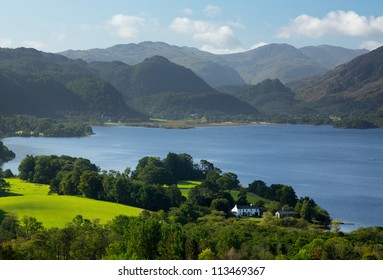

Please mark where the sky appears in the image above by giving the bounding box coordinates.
[1,0,383,54]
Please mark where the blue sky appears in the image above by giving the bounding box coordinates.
[1,0,383,53]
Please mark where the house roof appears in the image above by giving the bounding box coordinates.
[236,205,260,209]
[276,210,298,215]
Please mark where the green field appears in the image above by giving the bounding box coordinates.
[230,190,267,205]
[177,180,201,197]
[0,178,143,228]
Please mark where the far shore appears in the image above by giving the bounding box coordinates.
[101,119,273,129]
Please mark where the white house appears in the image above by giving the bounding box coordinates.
[231,204,262,217]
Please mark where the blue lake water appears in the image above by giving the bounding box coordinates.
[2,124,383,230]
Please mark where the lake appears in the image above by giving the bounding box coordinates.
[2,124,383,230]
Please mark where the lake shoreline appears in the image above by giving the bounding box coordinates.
[3,124,383,230]
[102,120,274,129]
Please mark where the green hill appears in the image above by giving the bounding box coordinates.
[235,78,299,114]
[0,48,144,120]
[289,46,383,116]
[91,56,259,119]
[0,178,142,228]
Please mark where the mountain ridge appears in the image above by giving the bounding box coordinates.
[0,47,259,121]
[60,41,367,86]
[289,46,383,115]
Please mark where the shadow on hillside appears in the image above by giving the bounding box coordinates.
[0,209,6,222]
[0,191,23,197]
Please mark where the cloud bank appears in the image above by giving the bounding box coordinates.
[170,16,241,54]
[106,14,146,38]
[278,10,383,38]
[0,38,12,48]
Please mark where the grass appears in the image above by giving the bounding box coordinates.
[176,180,267,205]
[177,180,201,197]
[229,190,267,205]
[0,178,143,228]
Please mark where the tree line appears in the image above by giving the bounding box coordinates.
[17,153,205,211]
[15,152,331,226]
[0,115,93,138]
[1,212,383,260]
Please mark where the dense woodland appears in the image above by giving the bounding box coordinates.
[1,212,383,260]
[2,152,381,260]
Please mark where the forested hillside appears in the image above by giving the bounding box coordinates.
[90,56,259,119]
[0,48,258,121]
[234,79,299,114]
[0,48,144,121]
[289,46,383,126]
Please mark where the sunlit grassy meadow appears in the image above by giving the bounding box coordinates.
[0,178,142,228]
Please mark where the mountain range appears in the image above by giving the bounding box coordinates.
[61,41,367,87]
[0,42,382,127]
[0,47,258,120]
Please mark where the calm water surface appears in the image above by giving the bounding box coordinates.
[2,124,383,230]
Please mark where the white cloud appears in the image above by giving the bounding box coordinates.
[360,40,382,51]
[200,45,246,54]
[250,42,269,49]
[170,17,241,53]
[22,40,47,50]
[201,42,270,54]
[194,25,239,47]
[0,37,12,48]
[204,5,221,18]
[278,10,383,38]
[106,14,146,38]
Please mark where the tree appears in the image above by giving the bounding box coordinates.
[188,184,215,207]
[132,156,176,185]
[59,171,81,195]
[322,237,355,260]
[18,155,36,181]
[163,152,202,180]
[199,159,216,176]
[0,171,10,196]
[216,172,240,190]
[210,198,232,216]
[236,187,248,205]
[166,185,186,207]
[248,180,268,197]
[198,248,216,260]
[275,185,297,206]
[78,171,104,199]
[205,169,222,185]
[33,155,61,184]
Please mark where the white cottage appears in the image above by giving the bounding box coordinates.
[231,204,262,217]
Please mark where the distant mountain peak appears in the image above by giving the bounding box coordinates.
[143,55,172,64]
